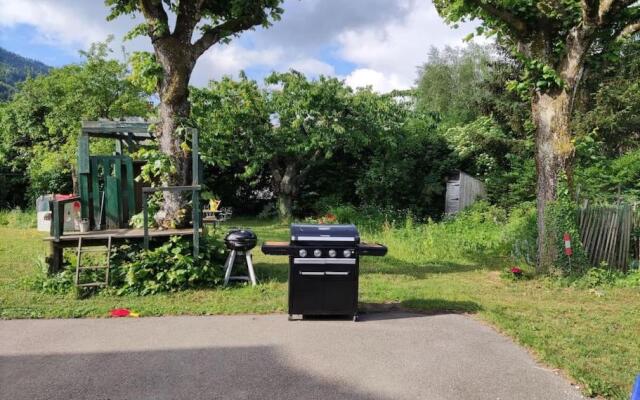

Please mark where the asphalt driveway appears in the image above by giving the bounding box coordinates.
[0,312,584,400]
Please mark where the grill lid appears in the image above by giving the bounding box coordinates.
[225,229,258,250]
[290,224,359,245]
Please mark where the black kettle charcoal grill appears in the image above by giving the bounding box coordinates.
[223,229,258,287]
[262,224,387,321]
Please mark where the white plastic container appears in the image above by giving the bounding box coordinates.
[36,194,82,232]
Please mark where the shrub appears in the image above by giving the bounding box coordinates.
[544,197,590,274]
[112,234,225,295]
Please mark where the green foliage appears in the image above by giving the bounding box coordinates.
[127,51,162,95]
[445,116,508,177]
[112,235,225,295]
[543,191,590,274]
[131,147,176,186]
[550,267,640,289]
[416,45,493,126]
[106,0,284,44]
[414,44,535,210]
[193,71,415,219]
[506,58,564,98]
[576,39,640,155]
[26,258,75,295]
[190,73,269,170]
[0,40,150,204]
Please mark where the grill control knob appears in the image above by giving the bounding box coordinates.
[313,249,322,257]
[343,249,352,258]
[328,249,336,258]
[298,249,307,257]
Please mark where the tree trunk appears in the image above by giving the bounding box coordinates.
[277,195,293,221]
[154,41,195,228]
[272,162,298,221]
[532,28,591,273]
[532,89,573,272]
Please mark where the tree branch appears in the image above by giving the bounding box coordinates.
[467,0,529,37]
[174,0,205,42]
[581,0,600,25]
[139,0,170,42]
[620,20,640,37]
[191,15,264,58]
[600,0,638,23]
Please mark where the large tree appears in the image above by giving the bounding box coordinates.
[106,0,283,227]
[192,71,403,220]
[435,0,640,271]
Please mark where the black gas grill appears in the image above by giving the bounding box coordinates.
[262,224,387,321]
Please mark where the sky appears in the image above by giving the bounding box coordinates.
[0,0,483,93]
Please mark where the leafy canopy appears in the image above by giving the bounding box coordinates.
[435,0,640,92]
[105,0,284,58]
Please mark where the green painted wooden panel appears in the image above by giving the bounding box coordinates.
[113,157,123,224]
[124,157,135,221]
[90,158,101,227]
[79,174,90,219]
[77,133,90,174]
[105,175,120,229]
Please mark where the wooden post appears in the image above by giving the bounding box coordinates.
[191,128,200,257]
[47,242,63,274]
[143,192,149,250]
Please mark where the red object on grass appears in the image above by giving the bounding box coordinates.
[109,308,131,317]
[510,267,523,275]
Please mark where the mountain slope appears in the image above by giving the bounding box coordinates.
[0,47,50,100]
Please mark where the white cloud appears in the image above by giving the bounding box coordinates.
[288,58,335,77]
[193,44,284,85]
[0,0,486,91]
[0,0,111,47]
[344,68,405,93]
[337,0,481,91]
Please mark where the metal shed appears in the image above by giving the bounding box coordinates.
[445,170,486,214]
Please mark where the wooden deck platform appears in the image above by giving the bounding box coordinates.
[45,228,203,274]
[45,228,200,245]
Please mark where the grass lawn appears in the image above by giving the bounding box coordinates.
[0,216,639,398]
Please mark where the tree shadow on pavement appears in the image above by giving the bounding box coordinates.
[1,345,394,400]
[359,298,482,320]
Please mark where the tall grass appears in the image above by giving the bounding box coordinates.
[328,201,537,270]
[0,209,37,229]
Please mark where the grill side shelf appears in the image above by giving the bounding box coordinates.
[261,241,290,255]
[357,243,388,257]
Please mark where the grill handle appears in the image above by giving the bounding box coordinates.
[325,271,349,276]
[299,271,325,276]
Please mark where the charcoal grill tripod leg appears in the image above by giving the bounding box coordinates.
[223,250,236,286]
[245,250,257,286]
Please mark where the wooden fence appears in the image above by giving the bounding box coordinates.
[578,201,639,271]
